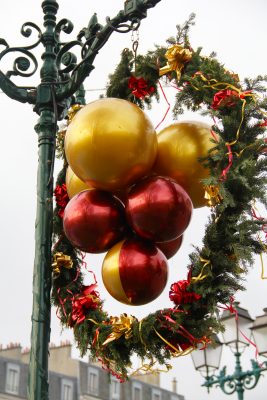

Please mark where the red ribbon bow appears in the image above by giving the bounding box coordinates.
[128,76,155,99]
[211,89,239,110]
[54,183,69,218]
[70,284,100,326]
[169,276,201,306]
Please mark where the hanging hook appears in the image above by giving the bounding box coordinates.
[131,30,139,74]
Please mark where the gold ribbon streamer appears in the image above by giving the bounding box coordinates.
[159,45,192,81]
[52,252,73,278]
[103,314,136,346]
[153,328,194,357]
[130,358,172,377]
[191,257,212,283]
[257,236,267,280]
[260,252,267,280]
[204,185,223,207]
[67,104,83,124]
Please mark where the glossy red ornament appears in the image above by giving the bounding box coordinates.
[125,176,192,242]
[156,235,183,259]
[102,237,168,305]
[63,189,126,253]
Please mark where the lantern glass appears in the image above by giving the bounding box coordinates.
[191,336,223,377]
[251,308,267,357]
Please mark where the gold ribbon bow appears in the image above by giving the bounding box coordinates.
[159,45,192,81]
[52,252,73,278]
[103,314,136,346]
[204,185,223,207]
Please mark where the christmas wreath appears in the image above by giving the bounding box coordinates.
[52,17,267,380]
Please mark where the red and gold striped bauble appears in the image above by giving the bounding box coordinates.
[102,238,168,305]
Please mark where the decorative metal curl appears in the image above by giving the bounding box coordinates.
[55,14,103,77]
[0,21,41,78]
[20,22,42,50]
[243,373,260,390]
[219,378,237,395]
[56,41,81,75]
[55,18,74,45]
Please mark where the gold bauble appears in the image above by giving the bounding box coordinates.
[154,121,214,208]
[65,98,157,191]
[65,166,92,199]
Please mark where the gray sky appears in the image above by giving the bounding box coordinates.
[0,1,267,400]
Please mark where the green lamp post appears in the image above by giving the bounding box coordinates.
[191,303,267,400]
[0,1,162,399]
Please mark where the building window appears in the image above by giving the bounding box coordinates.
[88,367,99,396]
[152,388,162,400]
[110,377,120,399]
[171,396,179,400]
[5,362,20,395]
[61,378,73,400]
[132,382,142,400]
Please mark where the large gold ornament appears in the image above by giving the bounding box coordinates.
[154,121,214,208]
[65,98,157,191]
[65,165,92,199]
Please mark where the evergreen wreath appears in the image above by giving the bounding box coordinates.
[52,16,267,380]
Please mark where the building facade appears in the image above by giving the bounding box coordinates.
[0,343,185,400]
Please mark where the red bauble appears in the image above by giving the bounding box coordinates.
[156,235,183,259]
[125,176,192,242]
[63,189,126,253]
[102,237,168,305]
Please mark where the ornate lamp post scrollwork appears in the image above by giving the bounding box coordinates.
[0,1,162,399]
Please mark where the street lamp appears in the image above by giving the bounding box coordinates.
[0,1,162,399]
[191,303,267,400]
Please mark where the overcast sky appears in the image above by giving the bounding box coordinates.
[0,1,267,400]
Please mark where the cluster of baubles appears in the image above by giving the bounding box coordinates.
[63,98,213,306]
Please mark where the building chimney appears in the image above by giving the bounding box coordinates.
[172,377,177,393]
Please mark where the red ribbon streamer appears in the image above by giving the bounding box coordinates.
[218,297,260,361]
[218,295,238,320]
[56,266,81,320]
[220,144,233,181]
[155,80,170,130]
[239,330,260,362]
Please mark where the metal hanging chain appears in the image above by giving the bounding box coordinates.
[131,29,139,74]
